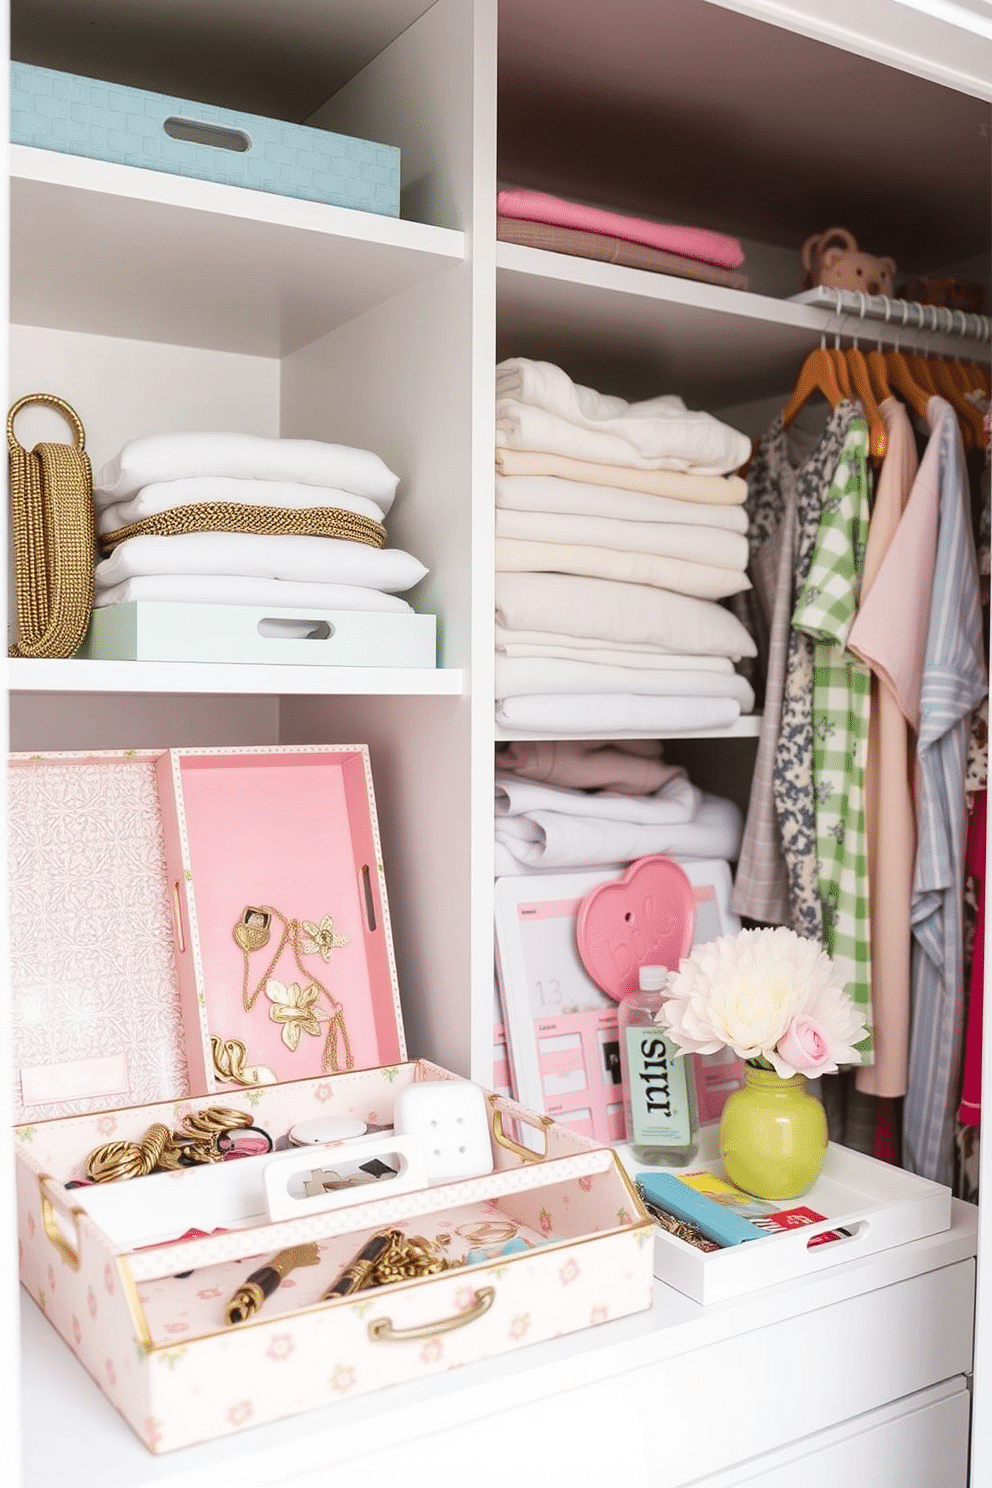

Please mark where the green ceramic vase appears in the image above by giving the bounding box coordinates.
[719,1064,828,1200]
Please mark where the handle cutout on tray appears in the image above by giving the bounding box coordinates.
[172,882,186,953]
[163,117,252,152]
[805,1220,867,1251]
[362,864,377,932]
[256,617,333,640]
[368,1285,495,1342]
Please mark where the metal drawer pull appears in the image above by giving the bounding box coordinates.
[368,1285,495,1342]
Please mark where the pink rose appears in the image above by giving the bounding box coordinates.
[775,1015,832,1075]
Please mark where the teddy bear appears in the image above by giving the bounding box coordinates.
[800,227,896,298]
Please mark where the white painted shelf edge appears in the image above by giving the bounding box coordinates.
[10,144,466,261]
[19,1202,977,1488]
[494,714,763,741]
[495,240,983,358]
[5,658,465,696]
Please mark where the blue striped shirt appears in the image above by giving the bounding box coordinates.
[903,399,987,1186]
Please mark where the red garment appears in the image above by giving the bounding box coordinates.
[959,790,987,1126]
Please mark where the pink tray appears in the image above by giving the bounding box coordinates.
[9,747,405,1123]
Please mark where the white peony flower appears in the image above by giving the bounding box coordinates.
[658,927,866,1072]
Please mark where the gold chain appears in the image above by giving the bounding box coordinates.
[371,1231,454,1286]
[84,1107,254,1183]
[99,501,386,554]
[236,906,354,1073]
[7,393,95,658]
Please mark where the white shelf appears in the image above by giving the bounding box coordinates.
[10,146,465,356]
[19,1202,978,1488]
[496,241,985,405]
[494,715,763,742]
[6,658,464,697]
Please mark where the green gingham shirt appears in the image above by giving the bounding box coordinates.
[792,419,873,1062]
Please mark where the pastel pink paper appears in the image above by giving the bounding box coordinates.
[497,189,746,269]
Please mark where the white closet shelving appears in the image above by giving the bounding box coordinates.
[497,240,992,406]
[11,144,465,354]
[6,0,992,1484]
[5,658,465,695]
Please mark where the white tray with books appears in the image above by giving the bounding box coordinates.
[615,1125,952,1305]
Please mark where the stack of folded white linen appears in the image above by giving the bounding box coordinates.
[495,358,756,732]
[92,432,428,612]
[494,761,743,876]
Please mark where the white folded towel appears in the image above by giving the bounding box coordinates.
[495,536,749,600]
[496,771,701,826]
[93,574,414,612]
[493,788,743,872]
[496,634,733,671]
[94,534,427,593]
[496,359,751,475]
[495,573,756,659]
[96,433,399,508]
[496,447,748,504]
[97,477,388,535]
[496,508,748,570]
[495,692,741,734]
[495,624,698,657]
[495,656,754,709]
[495,474,748,530]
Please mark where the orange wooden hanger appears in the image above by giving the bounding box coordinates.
[845,345,887,464]
[828,346,853,399]
[781,345,844,428]
[947,358,971,393]
[883,347,931,422]
[866,348,891,404]
[929,357,983,451]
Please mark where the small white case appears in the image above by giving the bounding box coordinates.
[393,1079,495,1184]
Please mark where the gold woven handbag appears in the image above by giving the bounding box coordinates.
[8,393,95,658]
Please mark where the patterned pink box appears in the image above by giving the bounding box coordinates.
[11,748,653,1452]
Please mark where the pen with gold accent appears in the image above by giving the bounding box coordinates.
[224,1243,320,1324]
[322,1228,400,1299]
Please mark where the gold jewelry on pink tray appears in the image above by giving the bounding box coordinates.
[84,1107,255,1183]
[322,1229,456,1299]
[225,1242,321,1325]
[453,1219,518,1247]
[210,1036,278,1088]
[234,904,354,1071]
[233,907,271,953]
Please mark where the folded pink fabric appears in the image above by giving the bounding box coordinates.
[497,189,745,270]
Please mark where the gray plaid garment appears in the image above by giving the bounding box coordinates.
[732,405,856,932]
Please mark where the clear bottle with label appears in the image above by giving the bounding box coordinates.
[619,964,699,1165]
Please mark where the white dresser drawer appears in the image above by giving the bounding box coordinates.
[294,1258,976,1488]
[695,1376,971,1487]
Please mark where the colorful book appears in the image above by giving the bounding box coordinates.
[636,1169,844,1250]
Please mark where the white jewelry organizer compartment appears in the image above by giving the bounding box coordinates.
[10,746,652,1454]
[616,1124,952,1307]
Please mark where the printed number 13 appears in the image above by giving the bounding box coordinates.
[535,978,562,1007]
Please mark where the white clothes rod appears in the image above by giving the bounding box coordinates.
[791,286,992,346]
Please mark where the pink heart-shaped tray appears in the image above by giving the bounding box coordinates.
[576,855,696,1002]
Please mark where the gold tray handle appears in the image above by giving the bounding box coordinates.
[38,1173,83,1271]
[486,1093,552,1163]
[368,1285,495,1343]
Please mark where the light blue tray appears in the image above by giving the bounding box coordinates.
[10,62,400,217]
